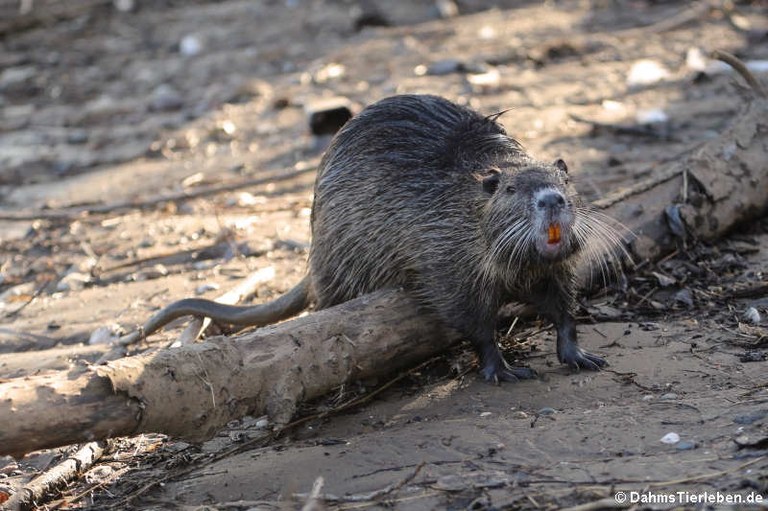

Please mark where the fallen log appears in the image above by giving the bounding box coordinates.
[0,290,459,458]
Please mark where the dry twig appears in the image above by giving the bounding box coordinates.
[294,462,426,504]
[4,442,106,511]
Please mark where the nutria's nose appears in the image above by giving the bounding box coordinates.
[535,189,566,209]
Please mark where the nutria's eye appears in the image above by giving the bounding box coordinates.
[482,173,500,194]
[505,185,515,193]
[554,158,568,173]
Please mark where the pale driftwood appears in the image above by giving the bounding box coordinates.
[5,442,105,511]
[0,290,459,458]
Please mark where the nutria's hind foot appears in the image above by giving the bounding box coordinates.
[481,359,538,384]
[558,344,608,371]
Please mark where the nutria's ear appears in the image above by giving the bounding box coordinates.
[481,172,500,194]
[554,158,568,173]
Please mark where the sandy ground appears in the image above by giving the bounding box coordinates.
[0,1,766,509]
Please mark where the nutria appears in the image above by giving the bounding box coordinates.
[122,94,623,382]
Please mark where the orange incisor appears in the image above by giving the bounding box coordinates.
[548,223,561,244]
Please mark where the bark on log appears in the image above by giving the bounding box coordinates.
[0,290,458,458]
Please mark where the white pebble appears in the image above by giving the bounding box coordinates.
[636,108,668,125]
[56,272,92,292]
[685,47,709,72]
[89,326,120,345]
[478,26,496,40]
[113,0,135,12]
[195,283,220,295]
[627,59,671,87]
[660,432,680,444]
[743,307,761,325]
[746,61,768,73]
[467,68,500,91]
[180,35,203,57]
[601,99,626,114]
[233,192,265,207]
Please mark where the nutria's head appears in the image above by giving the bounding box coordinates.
[482,158,580,267]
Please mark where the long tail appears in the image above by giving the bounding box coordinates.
[119,276,311,345]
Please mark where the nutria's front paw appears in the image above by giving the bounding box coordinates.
[481,360,537,384]
[558,344,607,370]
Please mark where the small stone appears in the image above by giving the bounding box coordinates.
[511,411,528,419]
[733,434,753,448]
[66,129,89,144]
[435,0,459,18]
[660,432,680,444]
[57,272,92,292]
[195,283,220,295]
[627,59,671,87]
[537,407,556,416]
[659,392,678,400]
[219,120,236,136]
[743,307,761,325]
[479,411,493,418]
[739,350,766,363]
[273,97,290,109]
[0,66,36,89]
[424,59,462,76]
[228,192,266,207]
[134,264,169,281]
[313,63,345,83]
[651,273,675,288]
[673,288,694,308]
[478,26,496,40]
[89,325,119,345]
[85,465,115,484]
[113,0,136,12]
[642,394,655,401]
[149,84,184,112]
[467,68,501,92]
[305,97,353,136]
[591,304,622,319]
[255,418,269,429]
[193,261,217,271]
[351,3,389,31]
[636,108,669,125]
[686,47,708,72]
[180,35,203,57]
[733,410,768,425]
[461,61,489,74]
[53,161,75,176]
[675,440,696,451]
